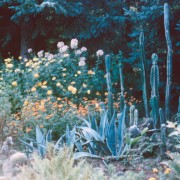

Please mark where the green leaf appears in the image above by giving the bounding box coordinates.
[141,127,148,136]
[131,136,141,146]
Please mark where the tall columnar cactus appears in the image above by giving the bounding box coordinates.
[164,3,173,121]
[119,51,125,112]
[105,55,113,120]
[159,108,165,125]
[139,32,149,118]
[150,53,159,128]
[177,97,180,124]
[130,105,135,126]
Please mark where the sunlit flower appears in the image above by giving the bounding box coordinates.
[71,81,76,85]
[15,69,21,73]
[57,41,64,48]
[34,74,39,78]
[28,48,33,53]
[56,82,61,87]
[52,77,56,81]
[105,92,108,96]
[41,85,47,89]
[148,178,156,180]
[63,54,69,58]
[78,60,86,66]
[82,83,87,88]
[31,87,36,92]
[37,50,44,58]
[80,57,86,61]
[75,50,82,55]
[164,168,171,174]
[24,100,28,106]
[72,88,77,94]
[68,85,74,91]
[96,91,100,95]
[12,81,17,86]
[152,168,158,173]
[63,73,66,77]
[18,56,22,60]
[96,49,104,57]
[70,38,78,49]
[42,81,47,85]
[47,90,53,95]
[81,47,87,52]
[6,64,13,68]
[36,82,42,87]
[59,45,69,53]
[47,54,54,61]
[87,90,91,94]
[77,71,81,74]
[33,57,39,62]
[63,68,66,71]
[88,70,95,75]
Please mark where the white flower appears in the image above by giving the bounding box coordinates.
[28,48,33,53]
[96,49,104,57]
[47,54,54,61]
[57,42,64,48]
[70,38,78,49]
[37,50,44,58]
[79,57,86,61]
[45,52,50,58]
[75,50,82,55]
[15,69,21,73]
[59,45,69,53]
[78,60,86,66]
[81,47,87,52]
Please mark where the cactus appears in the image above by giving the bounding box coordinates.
[160,124,166,156]
[177,97,180,124]
[134,109,139,125]
[0,136,13,156]
[10,152,28,167]
[118,51,125,112]
[130,105,135,126]
[105,55,113,120]
[164,3,173,121]
[139,31,149,118]
[150,53,160,128]
[159,108,165,125]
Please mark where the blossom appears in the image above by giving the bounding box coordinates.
[75,50,82,55]
[57,41,64,48]
[88,70,95,75]
[59,45,69,53]
[80,57,86,61]
[152,168,158,173]
[71,88,77,94]
[70,38,78,49]
[18,56,22,60]
[28,48,33,53]
[81,47,87,52]
[42,81,47,85]
[77,71,81,74]
[79,60,86,67]
[63,54,69,58]
[34,74,39,78]
[31,87,36,92]
[87,90,91,94]
[52,77,56,81]
[15,69,21,73]
[47,90,53,95]
[68,85,74,91]
[56,82,61,87]
[12,81,17,86]
[6,64,13,68]
[82,84,87,88]
[37,50,44,58]
[148,178,156,180]
[33,57,39,62]
[47,54,54,61]
[96,49,104,57]
[164,168,171,174]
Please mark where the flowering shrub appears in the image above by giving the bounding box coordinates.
[0,39,107,137]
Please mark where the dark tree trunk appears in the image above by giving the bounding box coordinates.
[20,19,34,59]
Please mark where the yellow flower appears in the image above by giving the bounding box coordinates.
[6,64,13,68]
[88,70,95,75]
[96,91,100,95]
[148,178,156,180]
[164,168,171,174]
[57,98,61,101]
[87,90,91,94]
[104,92,108,96]
[36,82,42,87]
[42,81,47,85]
[18,56,22,60]
[71,87,77,94]
[33,57,38,62]
[77,71,81,74]
[47,90,53,95]
[4,58,12,63]
[41,86,47,89]
[71,81,76,85]
[52,77,56,80]
[31,87,36,92]
[152,168,158,173]
[12,81,17,86]
[56,82,61,87]
[63,73,66,77]
[24,100,29,106]
[82,83,87,88]
[34,73,39,78]
[68,85,74,91]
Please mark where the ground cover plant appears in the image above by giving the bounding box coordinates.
[0,2,179,180]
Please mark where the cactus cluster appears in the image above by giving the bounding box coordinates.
[10,152,28,167]
[0,136,13,156]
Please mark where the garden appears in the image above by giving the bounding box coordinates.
[0,1,179,180]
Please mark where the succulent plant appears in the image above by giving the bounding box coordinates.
[139,31,149,118]
[160,124,166,156]
[10,152,28,167]
[0,136,13,156]
[130,105,135,126]
[164,3,173,121]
